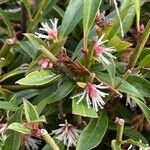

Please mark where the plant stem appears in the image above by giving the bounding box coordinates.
[86,39,96,68]
[115,117,125,145]
[39,47,58,63]
[41,129,60,150]
[128,20,150,68]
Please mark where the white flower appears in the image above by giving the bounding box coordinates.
[24,136,41,150]
[126,94,137,109]
[35,18,58,40]
[94,35,116,64]
[52,120,81,150]
[74,82,108,112]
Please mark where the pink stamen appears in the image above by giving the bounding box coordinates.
[48,30,57,39]
[86,83,97,97]
[95,44,105,55]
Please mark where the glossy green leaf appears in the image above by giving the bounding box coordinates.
[19,41,37,59]
[72,97,98,118]
[0,67,26,83]
[23,99,39,122]
[93,72,144,101]
[76,112,108,150]
[22,0,32,19]
[127,75,150,97]
[106,0,135,39]
[7,123,31,134]
[25,33,46,49]
[102,58,116,85]
[37,79,75,114]
[27,0,57,32]
[49,79,75,104]
[131,96,150,124]
[0,8,14,36]
[0,101,18,111]
[10,89,40,105]
[16,70,59,86]
[139,54,150,68]
[59,0,83,37]
[3,107,23,150]
[83,0,101,35]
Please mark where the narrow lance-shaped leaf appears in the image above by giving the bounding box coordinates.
[83,0,101,35]
[3,107,23,150]
[22,0,32,20]
[0,8,14,36]
[76,112,108,150]
[37,79,75,114]
[131,96,150,124]
[59,0,83,38]
[83,0,101,49]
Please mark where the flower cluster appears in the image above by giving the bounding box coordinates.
[94,35,116,64]
[52,120,81,149]
[35,18,58,40]
[24,136,41,150]
[74,82,108,112]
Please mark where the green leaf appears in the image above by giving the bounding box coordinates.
[59,0,83,37]
[131,96,150,124]
[3,107,23,150]
[139,54,150,67]
[27,0,57,32]
[25,33,46,49]
[22,0,32,19]
[19,41,37,59]
[83,0,101,35]
[37,79,75,114]
[7,123,31,134]
[76,112,108,150]
[0,101,18,111]
[72,97,98,118]
[127,75,150,97]
[10,89,40,105]
[107,36,132,51]
[106,0,135,39]
[23,99,39,122]
[93,71,144,101]
[111,140,122,150]
[49,79,75,104]
[0,67,26,83]
[0,8,14,36]
[102,58,116,86]
[16,70,59,86]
